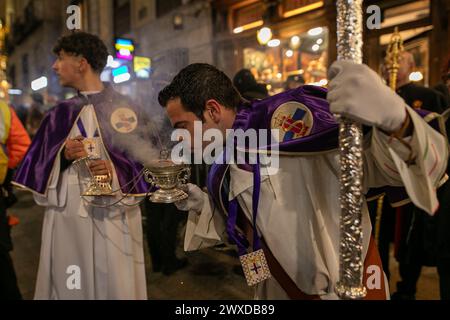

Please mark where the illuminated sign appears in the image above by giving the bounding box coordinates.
[115,38,135,61]
[31,77,48,91]
[112,65,131,84]
[112,65,129,77]
[134,56,152,79]
[114,73,131,84]
[8,89,23,95]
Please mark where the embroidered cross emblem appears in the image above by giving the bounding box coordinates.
[250,262,262,275]
[239,249,272,286]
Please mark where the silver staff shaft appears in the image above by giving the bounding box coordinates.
[334,0,367,300]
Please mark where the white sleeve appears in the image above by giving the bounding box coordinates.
[184,191,227,252]
[364,106,448,214]
[33,153,68,208]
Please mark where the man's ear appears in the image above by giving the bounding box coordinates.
[79,57,89,73]
[205,99,222,123]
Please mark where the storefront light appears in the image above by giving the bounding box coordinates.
[233,27,244,34]
[277,73,282,79]
[286,50,294,58]
[290,36,300,49]
[119,48,131,56]
[282,1,324,18]
[31,76,48,91]
[8,89,22,95]
[112,65,129,77]
[235,20,264,34]
[267,39,280,47]
[409,71,423,82]
[173,13,183,30]
[113,73,131,84]
[308,27,323,36]
[115,38,135,61]
[312,44,320,52]
[107,55,121,69]
[309,79,329,87]
[257,27,273,45]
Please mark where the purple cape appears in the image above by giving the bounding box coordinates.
[13,84,150,196]
[207,85,443,216]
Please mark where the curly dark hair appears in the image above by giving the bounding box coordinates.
[53,32,108,73]
[158,63,242,121]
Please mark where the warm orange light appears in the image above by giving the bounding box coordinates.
[257,27,273,45]
[282,1,324,18]
[233,20,264,34]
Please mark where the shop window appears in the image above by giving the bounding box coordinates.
[231,2,265,34]
[243,26,329,95]
[404,37,429,86]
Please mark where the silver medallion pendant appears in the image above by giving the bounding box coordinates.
[239,249,272,287]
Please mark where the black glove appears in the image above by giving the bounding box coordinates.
[2,169,18,209]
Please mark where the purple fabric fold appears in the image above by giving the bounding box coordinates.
[233,85,339,153]
[208,85,442,225]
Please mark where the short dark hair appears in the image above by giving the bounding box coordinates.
[53,32,108,73]
[233,69,258,94]
[158,63,242,121]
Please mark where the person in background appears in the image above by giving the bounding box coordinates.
[434,56,450,109]
[233,69,268,101]
[143,200,188,275]
[284,74,305,91]
[158,62,447,300]
[0,99,31,300]
[383,51,449,300]
[395,52,447,113]
[13,32,148,300]
[12,103,29,128]
[26,93,45,139]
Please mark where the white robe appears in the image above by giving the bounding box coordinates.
[184,106,448,299]
[33,105,147,300]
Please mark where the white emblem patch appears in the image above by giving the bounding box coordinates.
[110,108,138,133]
[239,249,272,287]
[271,101,313,143]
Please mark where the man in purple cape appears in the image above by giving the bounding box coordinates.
[158,63,447,300]
[13,32,150,300]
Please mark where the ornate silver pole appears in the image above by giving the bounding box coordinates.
[334,0,367,299]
